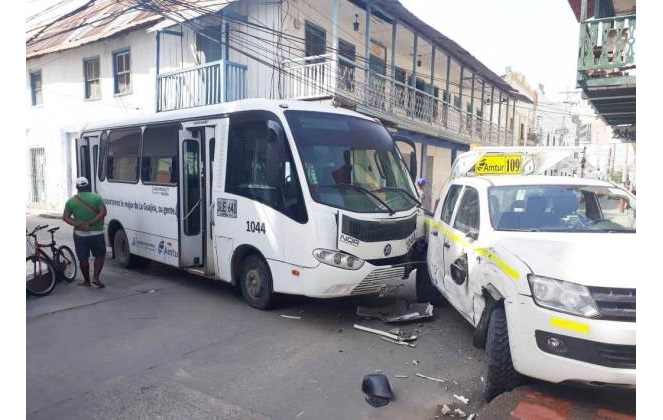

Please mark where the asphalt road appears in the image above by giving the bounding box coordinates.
[26,215,635,419]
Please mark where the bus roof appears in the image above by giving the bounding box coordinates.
[80,98,376,133]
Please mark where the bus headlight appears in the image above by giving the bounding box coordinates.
[528,275,599,318]
[313,249,364,270]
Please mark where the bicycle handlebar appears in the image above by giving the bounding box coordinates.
[27,225,49,236]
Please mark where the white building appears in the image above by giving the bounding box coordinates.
[26,0,530,212]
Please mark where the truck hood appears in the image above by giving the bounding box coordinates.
[495,232,637,289]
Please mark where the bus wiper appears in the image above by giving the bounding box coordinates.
[372,187,421,207]
[318,183,396,215]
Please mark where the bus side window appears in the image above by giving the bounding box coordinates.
[141,124,178,185]
[227,112,308,223]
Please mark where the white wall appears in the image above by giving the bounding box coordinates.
[26,28,157,211]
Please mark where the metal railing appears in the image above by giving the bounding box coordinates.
[156,60,248,112]
[578,15,636,73]
[283,54,513,144]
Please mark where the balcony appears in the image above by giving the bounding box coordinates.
[156,60,247,112]
[282,54,512,145]
[576,14,636,127]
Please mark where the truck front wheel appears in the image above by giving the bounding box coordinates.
[483,305,522,401]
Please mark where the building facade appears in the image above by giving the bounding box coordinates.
[27,0,529,212]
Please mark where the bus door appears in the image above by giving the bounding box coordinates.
[75,134,100,192]
[179,126,204,267]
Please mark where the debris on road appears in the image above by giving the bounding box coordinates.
[415,373,445,383]
[356,301,434,323]
[280,315,302,320]
[394,375,408,378]
[440,404,451,415]
[454,408,467,417]
[412,360,419,366]
[362,373,394,407]
[453,394,469,405]
[467,414,476,420]
[379,336,416,348]
[354,324,417,342]
[296,411,305,417]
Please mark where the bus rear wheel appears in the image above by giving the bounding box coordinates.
[239,255,277,310]
[113,228,139,269]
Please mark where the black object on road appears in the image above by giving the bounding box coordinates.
[362,373,394,407]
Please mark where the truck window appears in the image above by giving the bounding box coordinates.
[440,184,463,224]
[453,187,480,234]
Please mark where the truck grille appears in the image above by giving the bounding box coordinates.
[589,287,636,322]
[351,267,406,295]
[342,215,416,243]
[596,343,636,369]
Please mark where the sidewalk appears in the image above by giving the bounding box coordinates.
[26,207,62,220]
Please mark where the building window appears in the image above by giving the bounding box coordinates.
[113,49,131,95]
[305,21,326,61]
[84,57,100,100]
[30,70,42,106]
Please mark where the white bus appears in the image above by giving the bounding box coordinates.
[76,99,426,308]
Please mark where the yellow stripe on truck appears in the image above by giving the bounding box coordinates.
[424,217,521,281]
[550,317,590,334]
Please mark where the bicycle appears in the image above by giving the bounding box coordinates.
[26,225,78,292]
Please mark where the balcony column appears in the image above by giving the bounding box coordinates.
[512,99,517,145]
[331,0,339,94]
[364,1,372,104]
[429,46,435,124]
[480,80,485,141]
[470,72,475,137]
[444,54,451,128]
[489,85,495,142]
[410,33,418,117]
[504,97,510,145]
[220,14,228,102]
[390,20,397,113]
[577,0,588,81]
[458,65,464,134]
[155,30,161,112]
[497,91,503,144]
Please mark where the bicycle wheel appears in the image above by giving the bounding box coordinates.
[56,245,77,282]
[26,255,57,296]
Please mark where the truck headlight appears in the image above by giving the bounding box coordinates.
[313,249,364,270]
[527,275,599,318]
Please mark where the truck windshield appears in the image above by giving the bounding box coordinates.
[489,184,636,232]
[285,111,418,213]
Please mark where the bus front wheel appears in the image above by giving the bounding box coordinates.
[239,254,277,310]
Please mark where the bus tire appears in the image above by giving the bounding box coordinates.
[113,228,139,269]
[483,305,522,401]
[239,254,276,310]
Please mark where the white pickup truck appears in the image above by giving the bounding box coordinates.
[419,147,636,400]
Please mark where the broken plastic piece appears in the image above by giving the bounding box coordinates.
[280,315,302,320]
[354,324,417,342]
[357,301,434,323]
[454,408,467,418]
[412,360,419,366]
[415,373,445,383]
[467,414,476,420]
[394,375,408,378]
[362,373,394,407]
[440,404,451,415]
[453,394,469,405]
[379,336,416,348]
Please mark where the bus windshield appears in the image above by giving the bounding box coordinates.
[489,184,636,232]
[285,111,418,213]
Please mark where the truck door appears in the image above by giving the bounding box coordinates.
[443,186,480,322]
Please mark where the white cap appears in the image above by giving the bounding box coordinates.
[76,177,89,188]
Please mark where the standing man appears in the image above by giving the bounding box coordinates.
[62,177,107,288]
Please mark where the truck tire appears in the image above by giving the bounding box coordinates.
[483,305,522,401]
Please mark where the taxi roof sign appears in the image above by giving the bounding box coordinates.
[451,146,582,179]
